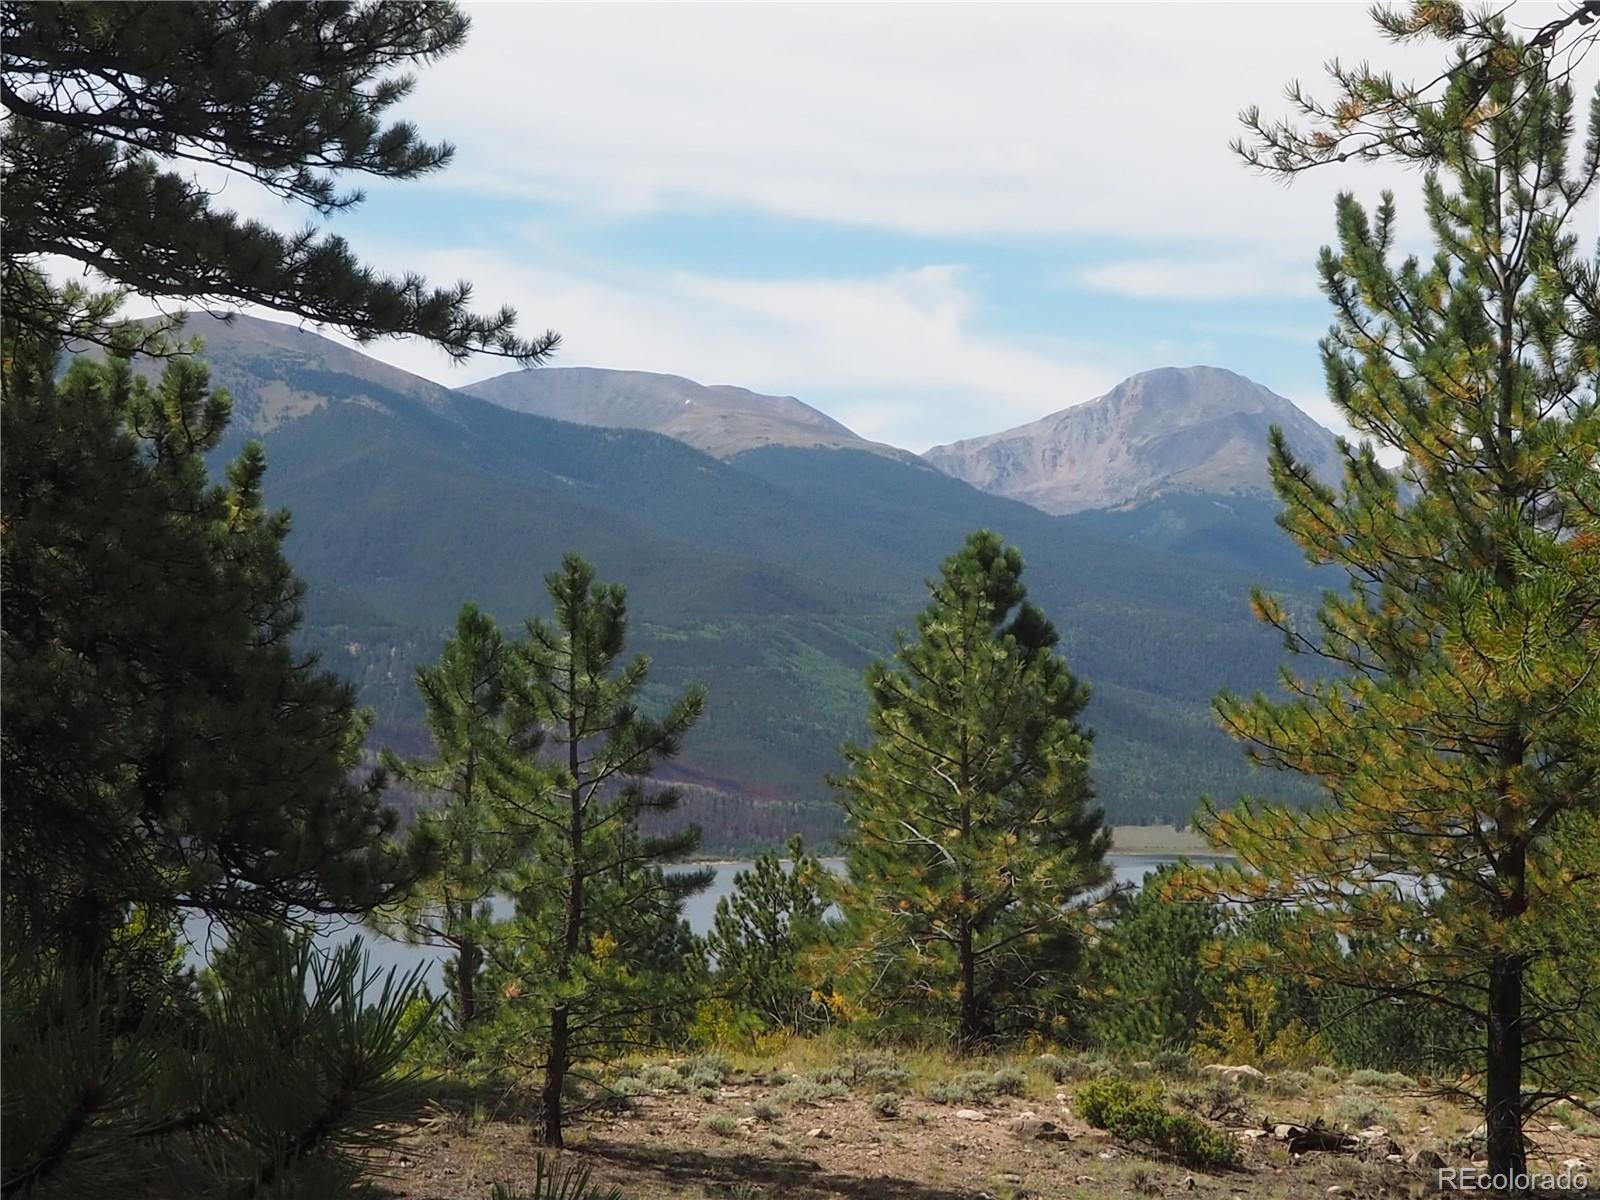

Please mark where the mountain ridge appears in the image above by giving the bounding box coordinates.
[462,365,912,460]
[923,365,1344,515]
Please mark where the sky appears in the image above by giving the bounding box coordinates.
[148,2,1589,452]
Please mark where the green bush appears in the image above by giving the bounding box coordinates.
[925,1069,1021,1106]
[1034,1051,1113,1083]
[703,1112,740,1137]
[679,1053,733,1083]
[989,1066,1028,1096]
[869,1092,902,1118]
[752,1098,781,1123]
[1269,1070,1311,1097]
[491,1155,624,1200]
[1076,1079,1239,1169]
[1153,1048,1197,1078]
[1331,1095,1396,1129]
[776,1078,848,1106]
[846,1051,912,1093]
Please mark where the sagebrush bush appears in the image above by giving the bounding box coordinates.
[847,1051,912,1093]
[1270,1070,1311,1097]
[869,1092,902,1118]
[776,1078,848,1106]
[1331,1095,1397,1129]
[989,1066,1027,1096]
[752,1098,781,1123]
[925,1069,1022,1106]
[703,1112,739,1137]
[1153,1048,1197,1078]
[679,1053,734,1083]
[1034,1051,1113,1083]
[1076,1078,1239,1169]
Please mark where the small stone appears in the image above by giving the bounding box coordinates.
[1327,1187,1344,1196]
[955,1108,987,1122]
[1273,1123,1297,1140]
[1408,1149,1445,1170]
[1563,1157,1590,1172]
[1386,1153,1405,1163]
[1182,1176,1197,1190]
[806,1127,825,1139]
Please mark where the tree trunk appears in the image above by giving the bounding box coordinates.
[541,1004,569,1147]
[456,934,478,1027]
[958,917,978,1046]
[541,718,586,1147]
[1484,955,1526,1177]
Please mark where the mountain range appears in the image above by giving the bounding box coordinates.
[158,314,1337,849]
[924,365,1344,514]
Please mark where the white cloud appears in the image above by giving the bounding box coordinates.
[346,248,1132,451]
[1081,254,1322,300]
[403,2,1449,245]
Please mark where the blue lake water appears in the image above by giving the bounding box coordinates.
[184,853,1211,989]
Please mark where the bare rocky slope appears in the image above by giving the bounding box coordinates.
[462,366,909,460]
[923,366,1344,514]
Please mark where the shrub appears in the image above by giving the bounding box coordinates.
[1270,1070,1311,1097]
[639,1064,687,1093]
[847,1051,912,1093]
[989,1066,1028,1096]
[1035,1051,1112,1083]
[1331,1095,1397,1129]
[925,1070,1016,1105]
[869,1092,902,1118]
[491,1156,624,1200]
[611,1074,648,1097]
[1311,1065,1341,1084]
[776,1078,848,1106]
[1076,1079,1239,1169]
[1153,1048,1197,1078]
[679,1053,733,1083]
[703,1113,740,1137]
[695,1086,719,1104]
[752,1098,781,1123]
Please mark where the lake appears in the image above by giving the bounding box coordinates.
[185,853,1209,989]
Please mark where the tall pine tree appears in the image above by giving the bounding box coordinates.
[832,531,1110,1046]
[379,604,546,1031]
[1,334,422,958]
[493,555,709,1147]
[1182,4,1600,1175]
[1,2,554,359]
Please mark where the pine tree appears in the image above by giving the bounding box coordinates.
[1183,5,1600,1174]
[832,531,1111,1046]
[1,333,422,959]
[1,2,555,359]
[379,604,547,1031]
[493,555,710,1147]
[707,836,830,1031]
[2,928,434,1198]
[1086,865,1224,1054]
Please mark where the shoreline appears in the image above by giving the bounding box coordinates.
[685,826,1233,865]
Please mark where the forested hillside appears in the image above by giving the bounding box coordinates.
[181,317,1320,845]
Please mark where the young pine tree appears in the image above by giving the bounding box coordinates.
[380,604,546,1031]
[497,555,710,1147]
[832,531,1111,1046]
[707,836,831,1031]
[1183,6,1600,1174]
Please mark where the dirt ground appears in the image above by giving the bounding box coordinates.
[369,1059,1600,1200]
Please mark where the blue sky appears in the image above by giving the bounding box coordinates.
[173,2,1582,451]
